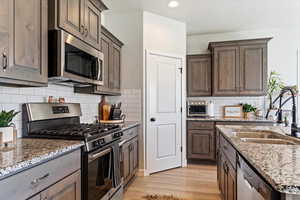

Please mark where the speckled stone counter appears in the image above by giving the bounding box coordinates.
[188,116,274,123]
[121,121,140,131]
[216,125,300,195]
[0,139,83,180]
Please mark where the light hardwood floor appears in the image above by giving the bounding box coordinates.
[124,164,221,200]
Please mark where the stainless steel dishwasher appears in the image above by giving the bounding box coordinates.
[237,155,273,200]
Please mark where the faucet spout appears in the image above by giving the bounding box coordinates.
[277,86,299,137]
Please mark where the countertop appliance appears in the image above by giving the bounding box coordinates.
[48,30,104,87]
[237,155,270,200]
[187,100,214,117]
[22,103,123,200]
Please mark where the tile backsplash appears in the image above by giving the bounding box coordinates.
[108,89,142,122]
[0,84,142,138]
[0,84,103,137]
[187,96,266,117]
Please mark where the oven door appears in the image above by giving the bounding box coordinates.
[49,30,104,86]
[87,147,114,200]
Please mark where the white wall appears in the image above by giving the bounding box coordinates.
[143,11,187,56]
[103,11,187,171]
[102,10,144,168]
[143,11,187,170]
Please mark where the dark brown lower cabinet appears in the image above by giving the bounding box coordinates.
[187,121,215,161]
[121,136,138,187]
[187,129,215,160]
[217,130,236,200]
[226,161,237,200]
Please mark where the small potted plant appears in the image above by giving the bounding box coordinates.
[0,110,19,144]
[267,71,284,110]
[243,104,257,119]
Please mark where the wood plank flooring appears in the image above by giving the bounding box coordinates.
[124,164,221,200]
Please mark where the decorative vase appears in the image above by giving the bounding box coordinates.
[0,127,14,144]
[244,112,251,119]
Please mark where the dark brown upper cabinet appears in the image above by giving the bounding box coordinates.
[75,26,124,96]
[208,38,271,96]
[50,0,107,50]
[0,0,48,87]
[187,54,212,97]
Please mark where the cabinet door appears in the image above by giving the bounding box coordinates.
[226,163,237,200]
[213,46,240,96]
[187,129,215,160]
[100,34,111,89]
[109,43,121,92]
[122,142,131,184]
[84,0,101,50]
[220,153,226,199]
[0,0,48,85]
[41,170,81,200]
[187,54,212,97]
[239,44,267,96]
[58,0,85,40]
[132,137,139,173]
[0,0,9,73]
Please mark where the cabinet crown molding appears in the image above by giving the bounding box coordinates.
[208,37,273,50]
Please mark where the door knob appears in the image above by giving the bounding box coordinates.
[150,118,156,122]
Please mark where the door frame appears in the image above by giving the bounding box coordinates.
[143,50,187,175]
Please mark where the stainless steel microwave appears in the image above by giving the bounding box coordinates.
[48,30,104,87]
[187,101,209,117]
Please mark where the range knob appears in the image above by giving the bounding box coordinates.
[113,132,123,138]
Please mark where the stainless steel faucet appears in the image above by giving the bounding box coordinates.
[277,87,300,137]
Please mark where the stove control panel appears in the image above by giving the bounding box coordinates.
[92,139,105,148]
[113,132,123,139]
[52,106,70,114]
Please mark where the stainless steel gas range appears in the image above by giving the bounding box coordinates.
[22,103,123,200]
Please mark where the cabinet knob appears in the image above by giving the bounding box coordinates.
[81,25,85,34]
[85,27,88,37]
[2,52,7,71]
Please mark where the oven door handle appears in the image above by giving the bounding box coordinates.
[118,140,127,147]
[89,148,112,161]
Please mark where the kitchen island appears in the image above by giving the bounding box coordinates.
[216,125,300,199]
[0,139,83,199]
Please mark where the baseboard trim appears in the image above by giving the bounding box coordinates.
[137,169,150,176]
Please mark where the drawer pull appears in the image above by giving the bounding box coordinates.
[31,173,50,187]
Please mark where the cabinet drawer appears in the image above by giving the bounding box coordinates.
[0,149,81,200]
[220,135,236,169]
[188,121,214,130]
[122,126,138,141]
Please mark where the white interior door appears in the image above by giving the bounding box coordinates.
[146,52,182,174]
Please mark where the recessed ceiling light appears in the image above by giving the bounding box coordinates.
[168,1,179,8]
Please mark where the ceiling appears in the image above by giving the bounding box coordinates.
[102,0,300,35]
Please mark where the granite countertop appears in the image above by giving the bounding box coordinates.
[216,125,300,194]
[121,121,140,131]
[0,139,83,180]
[187,116,274,123]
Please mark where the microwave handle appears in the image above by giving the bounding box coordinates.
[97,58,102,81]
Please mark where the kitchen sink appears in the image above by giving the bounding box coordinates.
[233,130,283,139]
[240,138,297,145]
